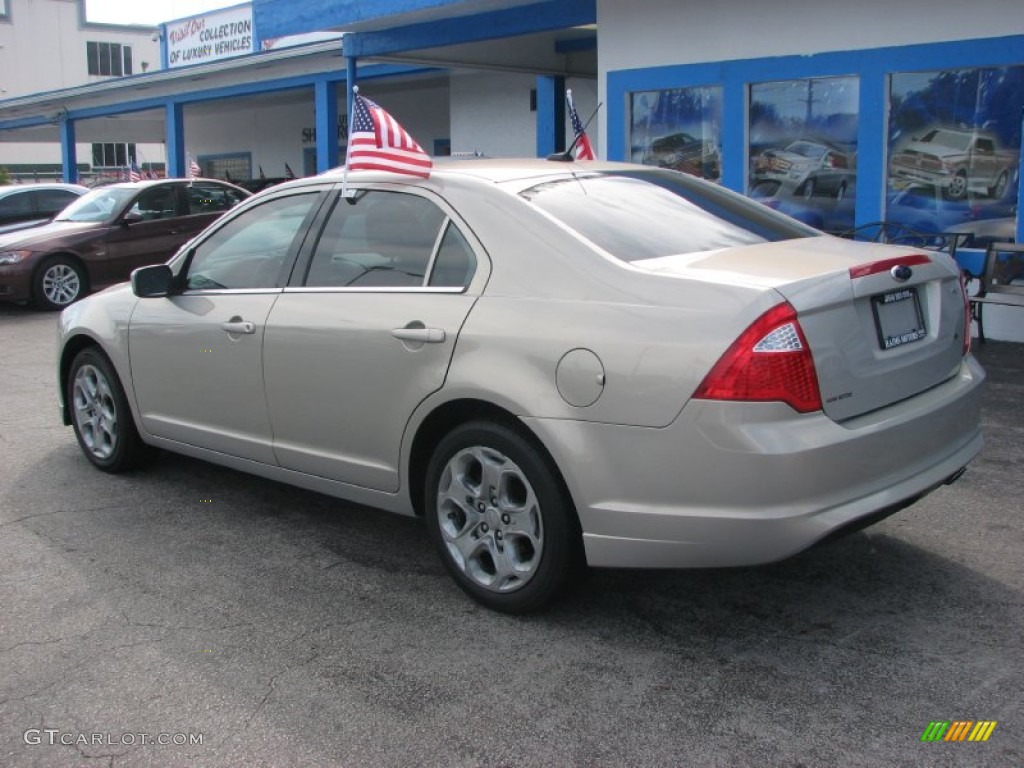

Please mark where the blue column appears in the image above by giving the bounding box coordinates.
[346,54,358,131]
[59,118,77,183]
[315,79,339,173]
[535,75,565,157]
[165,101,185,178]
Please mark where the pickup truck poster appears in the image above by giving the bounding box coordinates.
[748,76,859,233]
[630,86,722,182]
[887,66,1022,247]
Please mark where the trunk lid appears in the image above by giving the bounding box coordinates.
[635,236,968,421]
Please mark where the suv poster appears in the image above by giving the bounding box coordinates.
[888,66,1022,249]
[748,76,859,233]
[630,86,722,182]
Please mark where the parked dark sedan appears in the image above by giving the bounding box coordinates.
[0,179,249,309]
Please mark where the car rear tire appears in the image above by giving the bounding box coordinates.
[68,348,154,473]
[34,256,86,311]
[425,420,581,613]
[801,179,816,199]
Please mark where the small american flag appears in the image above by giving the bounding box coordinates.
[567,89,595,161]
[188,156,201,180]
[128,162,142,183]
[346,92,431,178]
[284,163,296,180]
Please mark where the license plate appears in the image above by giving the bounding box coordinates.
[872,287,926,349]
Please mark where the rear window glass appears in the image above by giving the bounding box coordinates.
[519,170,817,263]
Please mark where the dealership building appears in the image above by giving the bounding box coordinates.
[1,0,1022,338]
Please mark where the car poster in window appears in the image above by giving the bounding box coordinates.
[887,66,1022,249]
[630,86,722,182]
[748,76,859,234]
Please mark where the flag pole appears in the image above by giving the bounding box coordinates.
[341,85,358,199]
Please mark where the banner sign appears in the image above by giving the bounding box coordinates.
[166,5,254,68]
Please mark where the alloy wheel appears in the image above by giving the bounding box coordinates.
[42,263,81,306]
[435,446,544,593]
[72,364,119,460]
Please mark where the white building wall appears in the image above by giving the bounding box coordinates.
[0,0,161,172]
[450,73,598,158]
[597,0,1024,74]
[450,72,536,157]
[184,81,451,178]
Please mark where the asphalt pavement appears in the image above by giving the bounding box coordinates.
[1,303,1022,767]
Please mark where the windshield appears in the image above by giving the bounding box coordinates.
[518,170,818,263]
[919,130,972,151]
[56,187,137,223]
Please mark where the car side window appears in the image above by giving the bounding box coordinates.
[129,186,179,221]
[0,192,32,218]
[185,193,319,291]
[304,190,445,288]
[428,222,477,288]
[32,190,79,216]
[186,183,241,215]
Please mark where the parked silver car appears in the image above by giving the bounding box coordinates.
[57,160,985,612]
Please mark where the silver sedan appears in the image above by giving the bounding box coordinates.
[57,160,985,612]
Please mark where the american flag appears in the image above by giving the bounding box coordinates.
[284,163,296,180]
[567,89,595,161]
[346,93,431,178]
[188,156,201,180]
[128,162,142,183]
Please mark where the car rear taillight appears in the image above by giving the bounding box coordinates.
[694,302,822,413]
[959,271,972,357]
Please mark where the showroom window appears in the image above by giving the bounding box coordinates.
[629,86,722,183]
[0,0,9,21]
[887,65,1023,246]
[92,142,137,168]
[199,154,251,183]
[748,76,860,234]
[87,41,133,77]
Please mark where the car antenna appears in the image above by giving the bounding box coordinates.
[547,102,603,162]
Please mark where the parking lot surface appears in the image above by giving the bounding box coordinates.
[1,303,1022,767]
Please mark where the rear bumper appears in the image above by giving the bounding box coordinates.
[523,355,985,569]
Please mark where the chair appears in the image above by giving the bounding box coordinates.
[969,241,1024,343]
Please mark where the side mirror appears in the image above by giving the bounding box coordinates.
[131,264,173,298]
[121,211,144,226]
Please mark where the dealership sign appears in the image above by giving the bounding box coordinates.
[166,6,254,68]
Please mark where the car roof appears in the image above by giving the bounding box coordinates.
[90,178,250,193]
[0,183,88,197]
[314,158,646,186]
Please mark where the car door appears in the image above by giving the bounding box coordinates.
[129,190,325,463]
[101,184,190,284]
[262,187,482,492]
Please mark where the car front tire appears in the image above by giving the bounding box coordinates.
[34,256,86,311]
[425,420,581,613]
[68,348,154,472]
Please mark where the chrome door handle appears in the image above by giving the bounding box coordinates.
[390,327,445,343]
[221,320,256,334]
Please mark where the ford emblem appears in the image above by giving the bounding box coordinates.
[891,265,913,282]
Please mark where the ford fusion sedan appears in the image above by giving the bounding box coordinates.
[0,178,248,309]
[57,160,984,613]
